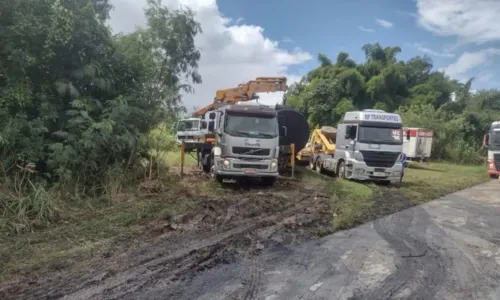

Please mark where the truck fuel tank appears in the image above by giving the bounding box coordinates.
[275,105,310,152]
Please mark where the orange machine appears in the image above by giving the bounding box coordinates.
[192,77,288,117]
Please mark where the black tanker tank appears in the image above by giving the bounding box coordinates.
[275,105,310,152]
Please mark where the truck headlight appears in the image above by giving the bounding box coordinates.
[271,161,277,169]
[354,152,364,161]
[223,160,230,168]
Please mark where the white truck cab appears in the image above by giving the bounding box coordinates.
[315,109,404,184]
[175,118,203,144]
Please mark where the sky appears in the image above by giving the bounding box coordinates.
[108,0,500,109]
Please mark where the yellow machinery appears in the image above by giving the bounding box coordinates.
[297,126,337,169]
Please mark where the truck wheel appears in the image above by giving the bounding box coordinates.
[337,160,346,179]
[490,174,499,179]
[261,177,277,186]
[309,158,316,171]
[210,159,223,183]
[199,152,211,173]
[315,159,323,174]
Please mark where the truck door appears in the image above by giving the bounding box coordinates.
[344,125,357,154]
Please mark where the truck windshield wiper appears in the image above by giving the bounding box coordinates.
[256,132,276,138]
[226,130,251,137]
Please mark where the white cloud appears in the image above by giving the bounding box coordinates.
[358,26,375,33]
[376,18,393,29]
[441,48,500,80]
[413,43,454,57]
[416,0,500,45]
[107,0,312,110]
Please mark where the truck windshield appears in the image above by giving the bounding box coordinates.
[177,120,199,131]
[224,114,278,139]
[489,131,500,145]
[358,126,403,145]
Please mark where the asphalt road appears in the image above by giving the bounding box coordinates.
[151,180,500,300]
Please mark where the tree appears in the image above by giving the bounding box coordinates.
[285,43,497,163]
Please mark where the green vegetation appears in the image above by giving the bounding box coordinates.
[0,0,202,234]
[303,162,489,231]
[1,0,497,286]
[286,45,500,164]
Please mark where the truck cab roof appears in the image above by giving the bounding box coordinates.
[223,104,277,116]
[343,109,401,124]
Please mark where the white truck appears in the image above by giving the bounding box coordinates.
[184,103,282,185]
[175,117,203,144]
[483,121,500,179]
[312,109,404,184]
[402,127,433,162]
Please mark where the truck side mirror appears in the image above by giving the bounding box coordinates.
[208,121,215,132]
[200,121,207,129]
[483,134,489,148]
[406,130,410,140]
[209,112,216,120]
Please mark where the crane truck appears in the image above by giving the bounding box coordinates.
[298,109,404,184]
[483,121,500,179]
[181,77,291,185]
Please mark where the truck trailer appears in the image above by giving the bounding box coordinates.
[304,109,405,184]
[402,127,433,162]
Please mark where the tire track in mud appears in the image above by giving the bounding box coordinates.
[360,206,447,300]
[4,180,331,300]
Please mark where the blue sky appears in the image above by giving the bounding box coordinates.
[217,0,500,90]
[109,0,500,107]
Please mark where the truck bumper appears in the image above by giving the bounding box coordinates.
[213,157,279,178]
[347,160,403,182]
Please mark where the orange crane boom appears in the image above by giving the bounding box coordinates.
[192,77,288,117]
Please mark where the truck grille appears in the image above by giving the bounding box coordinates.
[360,151,399,168]
[233,163,268,169]
[178,135,195,140]
[494,154,500,170]
[232,147,270,156]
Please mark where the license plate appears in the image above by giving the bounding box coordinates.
[373,172,386,177]
[244,169,257,174]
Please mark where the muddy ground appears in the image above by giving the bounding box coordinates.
[0,170,415,300]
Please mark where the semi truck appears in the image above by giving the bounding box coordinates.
[483,121,500,179]
[299,109,404,184]
[190,103,281,185]
[180,77,310,185]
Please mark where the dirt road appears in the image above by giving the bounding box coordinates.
[2,177,500,300]
[162,180,500,300]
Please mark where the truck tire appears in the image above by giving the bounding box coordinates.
[309,158,316,170]
[261,177,277,186]
[209,158,223,183]
[490,174,499,179]
[199,152,211,173]
[315,158,323,174]
[337,160,346,179]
